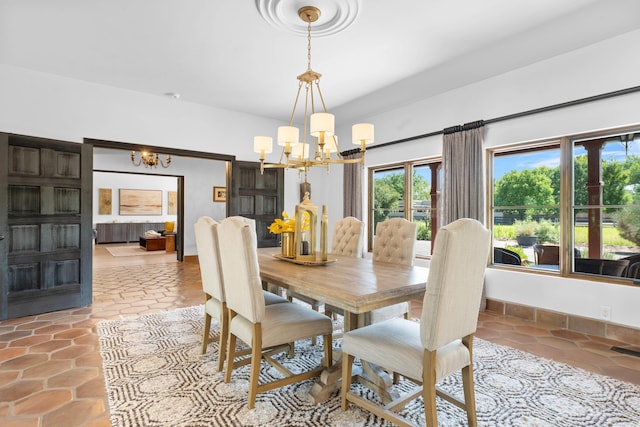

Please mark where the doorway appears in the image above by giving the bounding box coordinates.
[92,170,183,264]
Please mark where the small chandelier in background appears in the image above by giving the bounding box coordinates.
[253,5,374,178]
[131,151,171,168]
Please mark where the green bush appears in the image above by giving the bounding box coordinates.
[493,225,515,240]
[513,220,537,236]
[615,207,640,245]
[534,219,559,244]
[416,221,431,240]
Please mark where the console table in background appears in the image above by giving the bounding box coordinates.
[95,222,166,244]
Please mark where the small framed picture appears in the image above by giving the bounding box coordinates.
[213,186,227,202]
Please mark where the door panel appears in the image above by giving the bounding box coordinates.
[230,161,283,248]
[1,133,92,320]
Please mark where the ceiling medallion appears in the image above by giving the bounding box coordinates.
[255,0,360,37]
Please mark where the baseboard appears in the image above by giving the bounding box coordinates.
[183,255,199,264]
[485,298,640,346]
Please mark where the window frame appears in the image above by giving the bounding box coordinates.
[487,124,640,285]
[368,157,441,257]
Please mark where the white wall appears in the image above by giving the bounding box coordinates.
[328,28,640,328]
[93,172,178,225]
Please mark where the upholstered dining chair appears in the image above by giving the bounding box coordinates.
[332,216,365,257]
[217,216,333,409]
[341,218,491,427]
[365,217,417,326]
[193,216,288,371]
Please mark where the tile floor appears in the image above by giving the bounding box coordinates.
[0,243,639,426]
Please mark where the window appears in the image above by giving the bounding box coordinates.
[369,160,441,257]
[572,134,640,279]
[489,128,640,282]
[492,144,561,270]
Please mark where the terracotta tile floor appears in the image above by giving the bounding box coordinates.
[1,243,639,426]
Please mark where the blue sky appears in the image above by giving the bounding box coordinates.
[494,139,640,180]
[374,139,640,183]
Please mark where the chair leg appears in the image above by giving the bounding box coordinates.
[341,352,355,411]
[462,364,477,427]
[224,333,236,384]
[311,304,319,346]
[248,323,262,409]
[217,305,228,372]
[201,312,212,354]
[224,311,237,384]
[423,350,438,427]
[323,334,333,368]
[462,335,477,427]
[393,371,401,384]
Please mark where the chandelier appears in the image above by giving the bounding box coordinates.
[131,151,171,168]
[253,6,374,177]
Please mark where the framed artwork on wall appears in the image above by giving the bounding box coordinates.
[98,188,112,215]
[168,191,177,215]
[119,189,162,215]
[213,186,226,202]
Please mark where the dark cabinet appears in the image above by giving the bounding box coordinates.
[96,222,165,244]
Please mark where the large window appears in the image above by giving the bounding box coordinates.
[572,135,640,279]
[492,144,561,270]
[369,160,441,257]
[489,128,640,282]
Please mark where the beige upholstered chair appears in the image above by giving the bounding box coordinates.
[193,216,287,371]
[332,216,365,257]
[217,216,333,409]
[366,217,417,325]
[341,218,491,427]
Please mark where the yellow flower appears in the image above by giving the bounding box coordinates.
[268,210,310,234]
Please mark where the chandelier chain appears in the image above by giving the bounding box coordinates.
[307,20,312,71]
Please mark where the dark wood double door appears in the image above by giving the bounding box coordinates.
[0,133,92,320]
[229,161,283,248]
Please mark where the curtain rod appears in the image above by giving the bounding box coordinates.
[361,84,640,152]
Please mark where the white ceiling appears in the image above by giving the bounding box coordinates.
[1,0,640,123]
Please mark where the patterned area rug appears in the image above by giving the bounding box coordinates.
[97,306,640,426]
[105,245,166,256]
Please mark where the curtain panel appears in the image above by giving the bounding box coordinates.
[442,122,485,225]
[343,151,363,219]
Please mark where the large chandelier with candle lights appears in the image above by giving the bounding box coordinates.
[253,6,374,178]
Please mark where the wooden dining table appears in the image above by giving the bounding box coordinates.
[257,247,429,403]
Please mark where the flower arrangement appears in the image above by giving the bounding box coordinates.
[268,211,309,234]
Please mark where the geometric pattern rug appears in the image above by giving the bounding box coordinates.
[97,306,640,426]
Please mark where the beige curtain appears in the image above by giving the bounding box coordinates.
[442,121,485,225]
[343,151,362,219]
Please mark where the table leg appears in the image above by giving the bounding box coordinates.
[308,310,400,404]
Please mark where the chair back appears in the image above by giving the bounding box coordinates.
[217,216,266,323]
[627,262,640,279]
[331,217,364,258]
[194,216,224,302]
[493,247,521,265]
[420,218,490,351]
[533,244,559,265]
[575,258,630,277]
[372,218,417,266]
